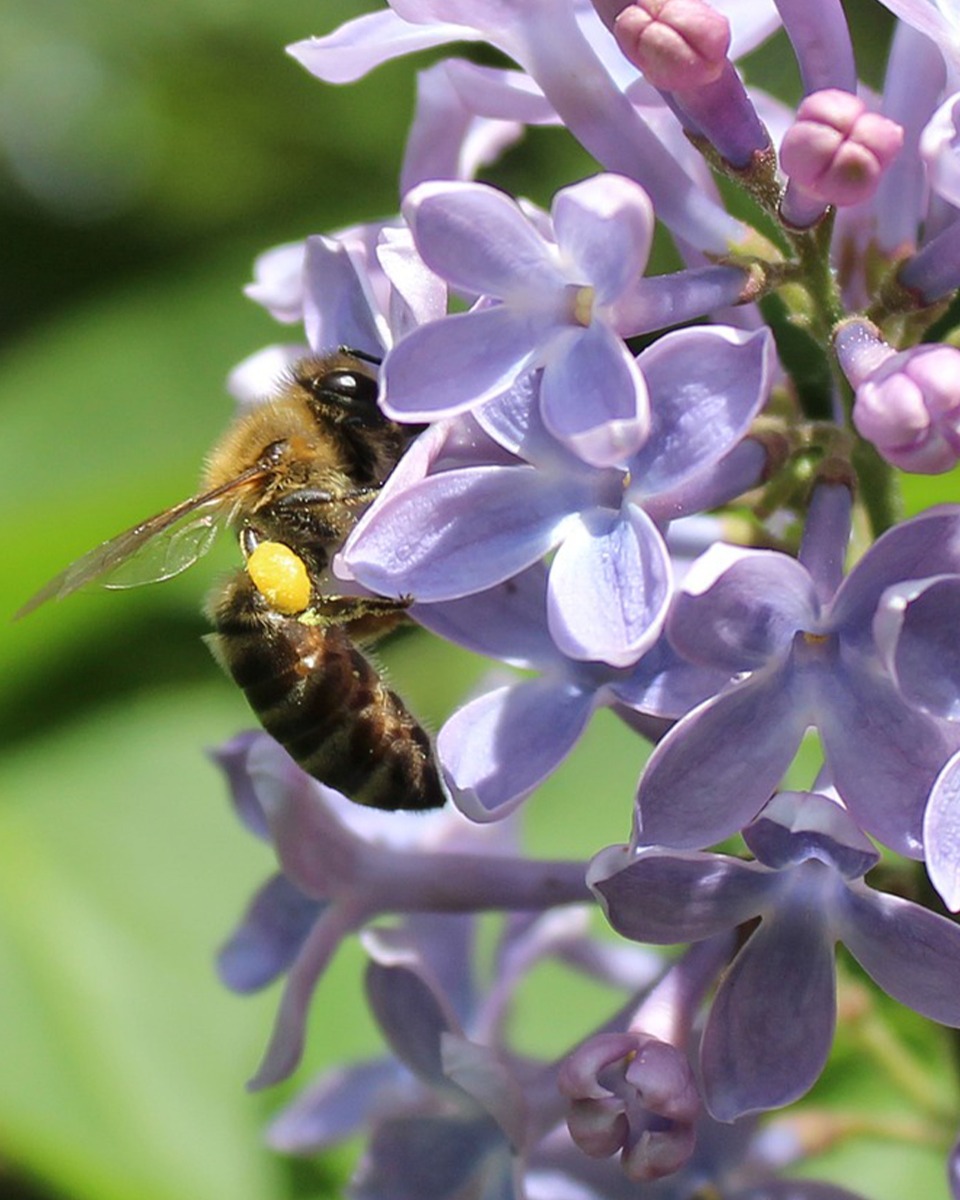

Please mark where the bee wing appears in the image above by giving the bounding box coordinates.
[17,466,270,618]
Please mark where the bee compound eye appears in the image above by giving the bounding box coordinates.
[318,369,381,418]
[258,439,289,467]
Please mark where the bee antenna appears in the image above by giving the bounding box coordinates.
[339,345,383,367]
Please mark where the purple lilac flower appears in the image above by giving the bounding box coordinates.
[345,325,773,667]
[635,482,960,857]
[380,173,751,467]
[592,788,960,1121]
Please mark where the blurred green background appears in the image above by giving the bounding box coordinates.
[0,1,955,1198]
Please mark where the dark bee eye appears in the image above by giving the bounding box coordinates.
[305,367,383,425]
[258,439,288,467]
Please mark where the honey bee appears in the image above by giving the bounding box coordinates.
[19,350,447,812]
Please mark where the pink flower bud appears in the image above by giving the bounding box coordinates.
[559,1031,700,1181]
[852,343,960,474]
[613,0,731,90]
[781,89,903,208]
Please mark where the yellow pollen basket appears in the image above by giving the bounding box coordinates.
[247,541,312,615]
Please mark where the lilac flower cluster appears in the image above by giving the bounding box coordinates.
[212,1,960,1197]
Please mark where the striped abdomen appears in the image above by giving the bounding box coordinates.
[207,572,446,811]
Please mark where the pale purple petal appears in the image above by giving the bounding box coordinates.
[404,180,565,299]
[302,235,387,358]
[835,884,960,1024]
[590,847,773,942]
[816,656,953,857]
[547,504,671,666]
[702,906,836,1122]
[356,1114,504,1200]
[243,240,305,322]
[874,575,960,719]
[438,677,595,822]
[288,12,481,85]
[636,665,811,849]
[441,1033,528,1147]
[249,904,361,1089]
[267,1059,406,1152]
[628,326,774,497]
[210,731,270,838]
[830,507,960,634]
[644,436,768,524]
[227,344,308,409]
[442,59,558,124]
[540,323,651,467]
[365,957,460,1085]
[401,62,524,195]
[381,305,542,418]
[414,565,558,667]
[376,228,448,337]
[924,750,960,911]
[668,545,819,671]
[550,174,654,304]
[217,874,324,993]
[345,465,571,600]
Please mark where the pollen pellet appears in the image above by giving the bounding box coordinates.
[246,541,312,615]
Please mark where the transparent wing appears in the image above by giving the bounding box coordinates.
[17,467,270,618]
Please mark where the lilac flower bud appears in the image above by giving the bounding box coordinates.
[559,1031,699,1181]
[780,90,903,227]
[609,0,731,90]
[842,330,960,475]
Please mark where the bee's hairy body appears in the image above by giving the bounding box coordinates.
[22,350,446,812]
[206,352,445,812]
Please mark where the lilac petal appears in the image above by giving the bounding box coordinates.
[441,1033,528,1147]
[401,62,524,195]
[267,1059,404,1152]
[414,564,559,667]
[835,884,960,1025]
[744,791,879,879]
[381,305,542,419]
[217,873,324,993]
[249,904,361,1089]
[609,634,732,720]
[550,175,653,304]
[925,751,960,911]
[404,180,564,299]
[540,323,651,467]
[438,677,595,822]
[345,465,570,600]
[356,1114,503,1200]
[287,12,480,85]
[243,240,305,323]
[405,912,477,1028]
[701,908,836,1122]
[628,327,774,497]
[816,656,953,858]
[302,235,387,358]
[443,59,558,124]
[209,731,270,839]
[365,958,459,1085]
[644,436,767,525]
[831,507,960,634]
[377,228,448,337]
[590,846,773,943]
[636,665,809,850]
[548,504,671,667]
[227,344,308,409]
[668,545,818,672]
[797,481,853,605]
[875,575,960,720]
